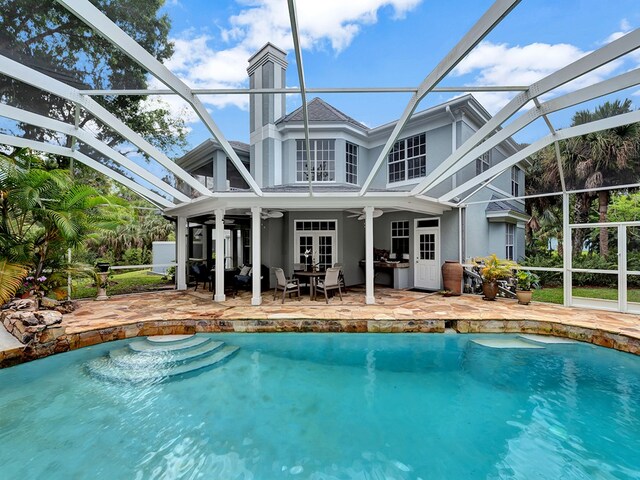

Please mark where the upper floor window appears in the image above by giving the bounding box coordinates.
[346,142,358,184]
[296,139,335,182]
[388,133,426,183]
[476,151,490,175]
[511,166,520,197]
[506,223,515,260]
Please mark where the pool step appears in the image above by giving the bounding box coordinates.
[86,335,239,384]
[129,335,209,352]
[109,340,225,368]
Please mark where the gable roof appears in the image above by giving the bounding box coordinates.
[276,97,368,130]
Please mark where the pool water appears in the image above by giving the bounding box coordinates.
[1,333,639,479]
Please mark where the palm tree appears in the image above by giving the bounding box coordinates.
[0,148,119,301]
[568,99,640,256]
[527,99,640,257]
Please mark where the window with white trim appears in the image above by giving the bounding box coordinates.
[391,220,409,257]
[296,139,335,182]
[476,151,490,175]
[346,142,358,184]
[511,166,520,197]
[506,223,515,260]
[388,133,426,183]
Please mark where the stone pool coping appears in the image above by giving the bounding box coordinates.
[1,288,639,367]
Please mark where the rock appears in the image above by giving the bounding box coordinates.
[54,300,79,314]
[39,297,59,309]
[1,298,37,311]
[35,311,63,326]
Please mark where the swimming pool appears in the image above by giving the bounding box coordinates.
[0,333,638,479]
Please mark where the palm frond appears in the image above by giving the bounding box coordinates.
[0,259,28,304]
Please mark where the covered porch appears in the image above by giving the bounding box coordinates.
[167,192,455,305]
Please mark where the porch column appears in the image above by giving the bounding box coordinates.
[251,206,262,306]
[562,192,572,306]
[364,206,375,304]
[176,215,187,290]
[214,208,226,302]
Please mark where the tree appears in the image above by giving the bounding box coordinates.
[567,100,640,256]
[0,0,187,159]
[0,149,120,300]
[526,99,640,257]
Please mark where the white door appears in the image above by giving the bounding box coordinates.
[414,226,440,290]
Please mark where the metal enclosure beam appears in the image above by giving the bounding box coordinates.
[412,29,640,195]
[0,134,174,208]
[0,54,212,197]
[416,67,640,195]
[444,109,640,202]
[287,0,313,196]
[79,85,530,96]
[55,0,263,196]
[0,103,189,202]
[358,0,521,195]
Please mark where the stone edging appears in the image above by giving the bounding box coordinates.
[1,317,638,368]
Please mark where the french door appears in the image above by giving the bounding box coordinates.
[294,220,337,270]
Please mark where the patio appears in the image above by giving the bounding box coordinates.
[60,286,640,351]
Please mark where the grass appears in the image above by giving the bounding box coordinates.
[71,269,174,299]
[532,287,640,304]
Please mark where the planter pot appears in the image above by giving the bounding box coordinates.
[441,261,463,295]
[482,281,498,301]
[516,290,533,305]
[96,262,110,273]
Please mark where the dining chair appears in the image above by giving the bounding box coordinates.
[273,267,301,303]
[333,262,345,290]
[316,267,343,304]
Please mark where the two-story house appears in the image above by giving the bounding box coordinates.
[168,43,527,303]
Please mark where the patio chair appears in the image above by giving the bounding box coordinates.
[333,262,345,290]
[293,263,310,291]
[273,267,301,303]
[316,267,343,304]
[191,263,211,291]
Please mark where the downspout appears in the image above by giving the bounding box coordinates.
[446,106,457,189]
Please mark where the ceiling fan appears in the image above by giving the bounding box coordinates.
[347,208,384,220]
[204,218,236,225]
[243,209,284,220]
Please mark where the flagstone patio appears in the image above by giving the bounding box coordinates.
[1,286,639,367]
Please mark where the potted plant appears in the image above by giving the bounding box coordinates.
[515,270,540,305]
[480,254,516,301]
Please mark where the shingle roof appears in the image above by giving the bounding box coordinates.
[229,140,250,153]
[276,98,368,130]
[485,195,527,215]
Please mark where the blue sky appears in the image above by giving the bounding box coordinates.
[153,0,640,151]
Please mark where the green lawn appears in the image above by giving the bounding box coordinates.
[71,269,174,299]
[533,287,640,304]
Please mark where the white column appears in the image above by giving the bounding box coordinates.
[251,206,262,306]
[176,215,188,290]
[562,193,571,306]
[618,224,627,313]
[214,208,226,302]
[458,206,463,263]
[364,206,375,304]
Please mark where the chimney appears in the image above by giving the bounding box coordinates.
[247,43,288,187]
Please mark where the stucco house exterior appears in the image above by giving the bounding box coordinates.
[169,43,527,303]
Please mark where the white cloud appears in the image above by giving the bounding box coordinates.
[159,0,423,119]
[451,38,630,114]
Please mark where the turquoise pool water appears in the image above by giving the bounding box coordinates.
[1,333,639,479]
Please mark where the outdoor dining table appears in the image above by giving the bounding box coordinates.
[293,270,326,301]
